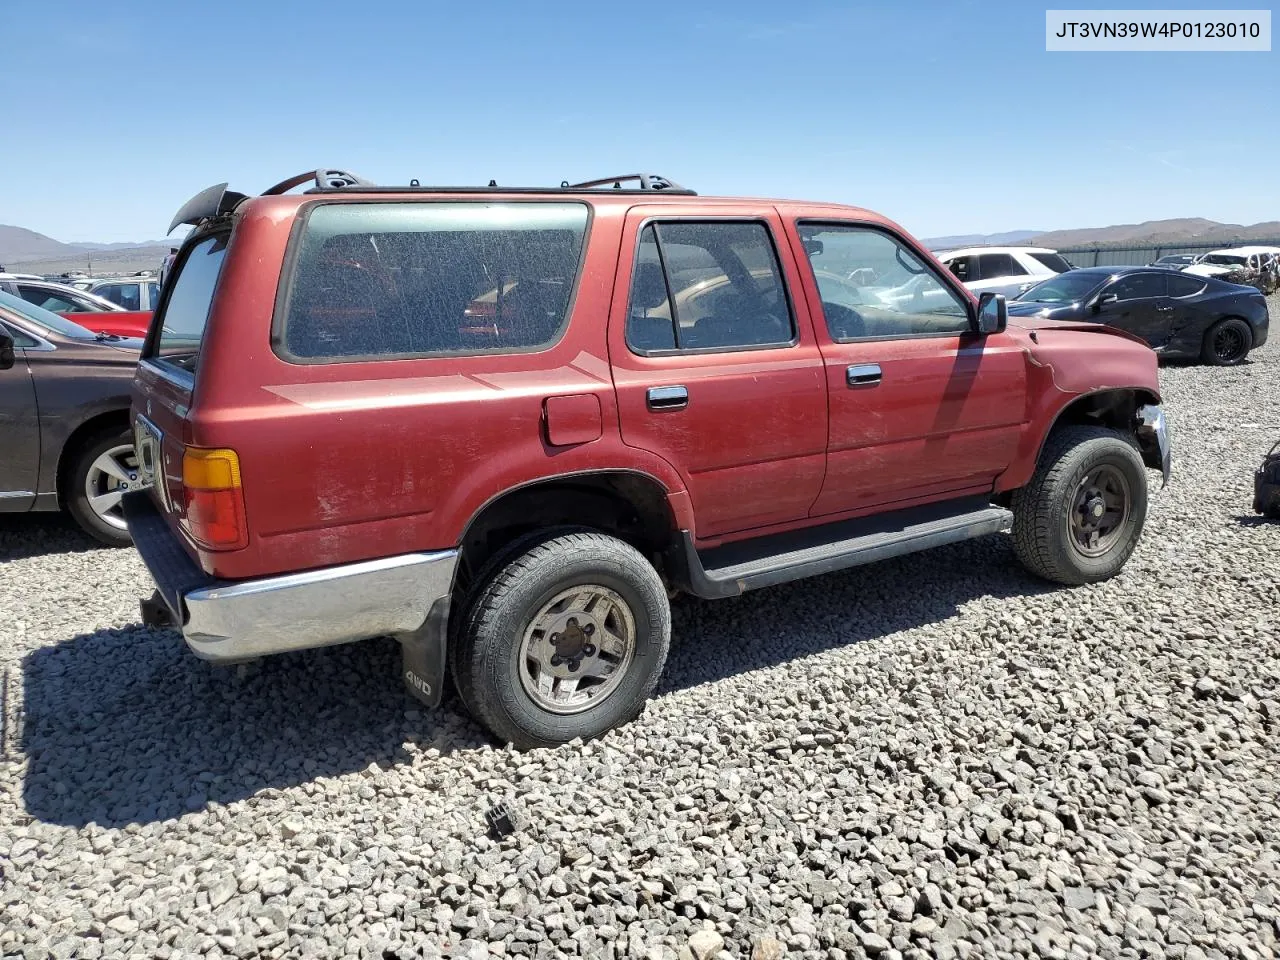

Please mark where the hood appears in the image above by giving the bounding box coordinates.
[1008,314,1152,348]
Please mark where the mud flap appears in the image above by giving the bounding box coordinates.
[399,597,450,708]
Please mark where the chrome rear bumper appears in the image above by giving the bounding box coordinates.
[183,551,457,661]
[122,492,458,674]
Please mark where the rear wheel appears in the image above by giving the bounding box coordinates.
[1012,426,1148,585]
[1201,317,1252,366]
[451,529,671,748]
[65,428,144,547]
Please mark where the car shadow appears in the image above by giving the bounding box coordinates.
[1232,514,1276,527]
[18,631,490,829]
[657,531,1056,694]
[0,514,108,560]
[18,533,1054,829]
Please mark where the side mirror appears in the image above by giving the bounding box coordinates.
[0,330,15,371]
[1094,292,1119,312]
[802,238,824,257]
[975,292,1007,334]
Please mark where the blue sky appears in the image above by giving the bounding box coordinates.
[2,0,1275,243]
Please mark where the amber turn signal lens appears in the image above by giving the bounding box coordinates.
[182,447,242,490]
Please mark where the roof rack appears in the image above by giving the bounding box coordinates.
[168,168,696,233]
[560,173,692,193]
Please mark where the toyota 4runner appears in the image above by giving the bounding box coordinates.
[123,169,1171,748]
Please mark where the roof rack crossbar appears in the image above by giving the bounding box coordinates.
[562,173,690,193]
[262,169,376,196]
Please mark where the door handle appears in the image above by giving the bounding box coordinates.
[646,385,688,411]
[846,363,882,387]
[1155,305,1174,312]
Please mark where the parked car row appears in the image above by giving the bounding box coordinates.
[0,273,153,338]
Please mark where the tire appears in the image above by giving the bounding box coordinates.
[65,427,142,547]
[451,529,671,748]
[1012,426,1148,586]
[1201,317,1253,366]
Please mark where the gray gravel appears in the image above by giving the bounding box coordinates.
[3,300,1280,960]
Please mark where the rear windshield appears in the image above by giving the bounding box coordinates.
[278,202,589,362]
[152,234,228,373]
[1029,252,1074,273]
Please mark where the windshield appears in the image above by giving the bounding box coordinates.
[0,288,96,338]
[1017,272,1106,303]
[1201,254,1247,266]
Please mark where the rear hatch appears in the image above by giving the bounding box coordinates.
[132,231,230,551]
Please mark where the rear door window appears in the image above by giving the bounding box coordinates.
[98,282,142,311]
[1028,252,1073,273]
[977,253,1026,279]
[150,234,228,373]
[279,202,589,362]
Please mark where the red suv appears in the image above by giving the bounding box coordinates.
[123,170,1171,748]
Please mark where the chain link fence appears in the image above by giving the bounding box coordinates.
[1058,239,1280,268]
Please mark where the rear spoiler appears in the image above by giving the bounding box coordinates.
[166,170,374,235]
[167,183,248,235]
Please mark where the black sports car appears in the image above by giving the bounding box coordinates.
[1009,266,1270,365]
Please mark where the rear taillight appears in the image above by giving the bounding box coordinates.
[181,447,248,550]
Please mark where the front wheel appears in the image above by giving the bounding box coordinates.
[451,530,671,748]
[1012,426,1149,585]
[1201,317,1252,366]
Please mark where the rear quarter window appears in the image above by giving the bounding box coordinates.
[277,201,590,362]
[151,234,229,373]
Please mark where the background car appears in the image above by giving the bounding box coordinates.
[1184,247,1270,278]
[0,277,152,338]
[1,276,125,313]
[1149,254,1200,269]
[1009,266,1269,365]
[0,290,146,545]
[934,246,1074,300]
[68,274,162,311]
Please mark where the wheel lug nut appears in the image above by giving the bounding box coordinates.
[584,644,596,657]
[567,660,579,672]
[550,655,561,667]
[584,623,595,636]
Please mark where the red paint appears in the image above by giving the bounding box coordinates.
[132,190,1162,581]
[544,394,603,446]
[62,310,152,339]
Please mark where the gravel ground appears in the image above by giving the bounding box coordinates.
[3,301,1279,960]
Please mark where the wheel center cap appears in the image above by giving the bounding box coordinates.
[1090,500,1105,519]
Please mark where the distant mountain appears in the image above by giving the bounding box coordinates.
[0,223,172,276]
[0,225,72,264]
[1033,218,1280,248]
[924,230,1043,250]
[924,219,1280,253]
[0,225,170,267]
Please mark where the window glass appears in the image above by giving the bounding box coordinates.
[1017,272,1105,303]
[798,224,969,340]
[16,285,86,314]
[1029,252,1073,273]
[146,282,160,308]
[977,253,1025,279]
[626,226,676,352]
[1109,273,1166,301]
[1169,274,1206,298]
[152,235,228,373]
[625,221,793,352]
[282,202,588,360]
[0,289,96,339]
[97,282,142,311]
[1,320,39,348]
[946,256,978,283]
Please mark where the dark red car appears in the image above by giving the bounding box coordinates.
[123,170,1171,748]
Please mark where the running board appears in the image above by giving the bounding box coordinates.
[672,497,1013,599]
